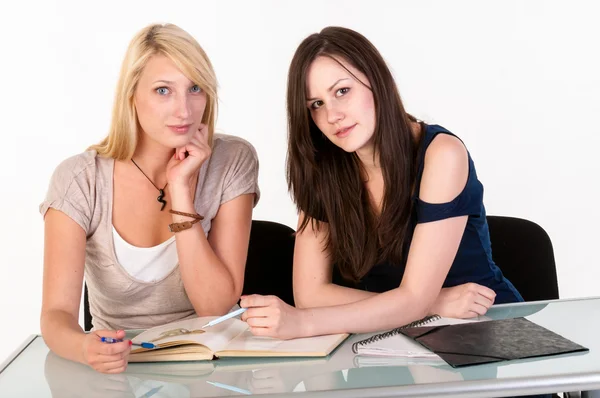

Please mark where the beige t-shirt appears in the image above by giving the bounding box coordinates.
[39,134,260,331]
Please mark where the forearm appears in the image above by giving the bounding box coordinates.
[296,283,376,308]
[171,185,239,315]
[299,287,432,336]
[41,309,86,364]
[177,228,239,314]
[299,283,450,315]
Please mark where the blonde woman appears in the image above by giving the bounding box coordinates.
[40,24,259,373]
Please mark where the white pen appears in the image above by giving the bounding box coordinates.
[201,307,248,328]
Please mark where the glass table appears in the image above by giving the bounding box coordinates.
[1,297,600,397]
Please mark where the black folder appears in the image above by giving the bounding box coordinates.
[399,317,588,367]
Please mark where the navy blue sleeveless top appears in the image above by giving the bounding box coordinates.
[333,124,523,304]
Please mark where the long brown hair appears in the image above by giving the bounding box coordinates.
[286,26,422,282]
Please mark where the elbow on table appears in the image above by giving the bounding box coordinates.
[293,286,321,309]
[413,304,432,322]
[293,294,311,309]
[191,288,241,316]
[398,288,437,324]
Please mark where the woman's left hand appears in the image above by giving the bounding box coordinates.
[429,283,495,319]
[166,124,211,188]
[240,295,307,340]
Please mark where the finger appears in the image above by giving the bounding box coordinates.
[176,142,206,163]
[99,341,131,356]
[474,294,494,309]
[248,326,274,337]
[197,123,208,138]
[187,140,210,157]
[176,145,191,160]
[246,316,273,328]
[469,302,489,316]
[190,136,202,147]
[242,307,269,321]
[188,142,210,158]
[95,329,126,341]
[120,350,131,364]
[472,284,496,301]
[240,294,273,308]
[99,358,128,372]
[179,147,187,160]
[195,125,210,148]
[95,351,129,363]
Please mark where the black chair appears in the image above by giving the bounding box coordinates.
[242,220,296,306]
[487,215,559,301]
[84,284,92,332]
[83,219,295,332]
[488,216,565,398]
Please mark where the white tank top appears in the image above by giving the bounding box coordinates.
[112,226,178,282]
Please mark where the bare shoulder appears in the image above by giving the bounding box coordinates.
[424,134,468,167]
[420,134,469,203]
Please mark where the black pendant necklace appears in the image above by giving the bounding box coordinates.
[131,159,168,211]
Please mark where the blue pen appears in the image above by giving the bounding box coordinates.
[100,337,156,349]
[201,307,248,328]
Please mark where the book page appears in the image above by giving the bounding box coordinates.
[131,316,248,354]
[357,334,439,357]
[216,330,349,357]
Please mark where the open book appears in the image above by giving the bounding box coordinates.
[352,314,486,359]
[129,316,348,362]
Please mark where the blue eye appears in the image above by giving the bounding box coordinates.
[310,100,324,110]
[336,87,349,96]
[156,87,170,95]
[189,85,202,93]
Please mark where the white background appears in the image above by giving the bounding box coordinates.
[0,0,598,364]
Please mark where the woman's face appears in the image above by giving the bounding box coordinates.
[134,54,206,149]
[305,56,376,153]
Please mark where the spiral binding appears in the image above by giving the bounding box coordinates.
[351,314,442,353]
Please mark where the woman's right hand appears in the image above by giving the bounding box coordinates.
[81,329,131,374]
[240,295,309,340]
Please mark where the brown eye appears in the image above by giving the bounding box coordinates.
[310,100,323,110]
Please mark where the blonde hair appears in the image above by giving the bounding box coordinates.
[89,23,218,160]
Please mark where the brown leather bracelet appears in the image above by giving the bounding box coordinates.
[169,210,204,220]
[168,210,204,233]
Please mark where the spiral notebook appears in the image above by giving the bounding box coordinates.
[352,314,482,359]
